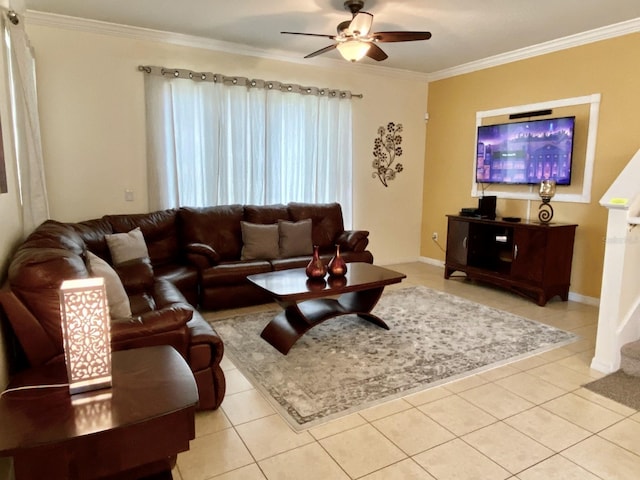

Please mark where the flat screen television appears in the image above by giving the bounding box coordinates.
[476,116,575,185]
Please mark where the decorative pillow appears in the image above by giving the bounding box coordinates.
[278,219,313,257]
[87,251,132,319]
[240,222,280,260]
[105,227,149,265]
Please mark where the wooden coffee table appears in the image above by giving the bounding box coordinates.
[247,262,406,354]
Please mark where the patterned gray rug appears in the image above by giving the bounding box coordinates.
[209,286,578,430]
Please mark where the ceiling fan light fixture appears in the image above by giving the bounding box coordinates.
[348,11,373,37]
[337,40,371,62]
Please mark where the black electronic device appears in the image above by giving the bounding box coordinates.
[502,216,522,222]
[478,195,497,219]
[459,208,480,217]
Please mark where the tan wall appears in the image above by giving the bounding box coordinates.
[422,33,640,299]
[25,24,427,266]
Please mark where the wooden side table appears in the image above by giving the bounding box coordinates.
[0,345,198,479]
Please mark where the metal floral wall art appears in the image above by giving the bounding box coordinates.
[372,122,403,187]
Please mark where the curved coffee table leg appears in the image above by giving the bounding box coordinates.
[260,286,389,355]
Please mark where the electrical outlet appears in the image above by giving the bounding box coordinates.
[431,232,438,241]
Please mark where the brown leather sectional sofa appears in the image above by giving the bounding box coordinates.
[1,202,372,409]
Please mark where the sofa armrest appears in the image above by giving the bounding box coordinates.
[185,243,221,269]
[336,230,370,252]
[111,304,193,341]
[188,311,225,367]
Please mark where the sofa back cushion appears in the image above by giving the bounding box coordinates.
[20,220,86,256]
[288,202,344,250]
[179,205,245,261]
[244,204,291,224]
[69,217,115,262]
[105,210,180,267]
[9,246,90,354]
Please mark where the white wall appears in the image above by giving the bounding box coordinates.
[25,22,427,266]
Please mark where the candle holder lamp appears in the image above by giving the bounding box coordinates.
[538,180,556,224]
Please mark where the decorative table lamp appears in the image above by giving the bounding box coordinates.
[59,278,112,395]
[538,180,556,224]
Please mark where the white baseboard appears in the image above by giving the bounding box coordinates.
[377,256,423,266]
[419,256,445,267]
[568,291,600,307]
[590,356,619,374]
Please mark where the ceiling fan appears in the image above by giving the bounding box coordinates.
[281,0,432,62]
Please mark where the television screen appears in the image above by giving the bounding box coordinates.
[476,116,575,185]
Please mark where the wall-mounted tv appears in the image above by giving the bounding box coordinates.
[476,116,576,185]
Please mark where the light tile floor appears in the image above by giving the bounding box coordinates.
[173,262,640,480]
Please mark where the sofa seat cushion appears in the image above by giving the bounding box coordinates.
[201,261,272,287]
[270,256,313,271]
[153,263,199,306]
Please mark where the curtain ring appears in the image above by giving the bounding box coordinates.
[7,11,19,25]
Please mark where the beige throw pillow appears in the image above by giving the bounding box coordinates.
[87,251,132,319]
[240,222,280,260]
[105,227,149,265]
[278,219,313,257]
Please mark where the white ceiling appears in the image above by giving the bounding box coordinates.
[23,0,640,76]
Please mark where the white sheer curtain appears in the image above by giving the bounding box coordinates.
[144,73,353,227]
[3,11,49,235]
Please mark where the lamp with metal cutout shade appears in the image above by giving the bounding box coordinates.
[59,277,112,395]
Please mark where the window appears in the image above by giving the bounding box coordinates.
[143,70,354,226]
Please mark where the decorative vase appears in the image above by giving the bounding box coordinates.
[305,245,327,279]
[328,244,347,277]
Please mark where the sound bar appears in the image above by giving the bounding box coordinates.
[509,109,552,120]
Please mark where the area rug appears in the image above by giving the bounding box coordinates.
[584,370,640,410]
[209,286,578,430]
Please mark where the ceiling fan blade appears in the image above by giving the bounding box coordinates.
[304,44,338,59]
[281,31,336,39]
[348,12,374,36]
[366,43,388,61]
[373,31,432,42]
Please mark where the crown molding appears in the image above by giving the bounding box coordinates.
[24,10,640,84]
[427,17,640,82]
[24,10,431,82]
